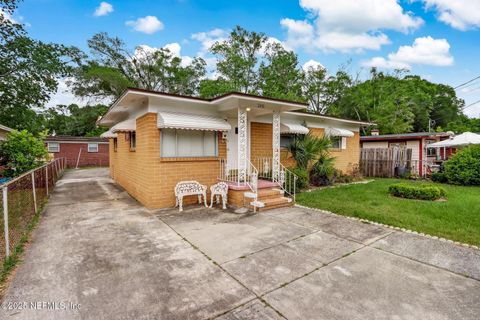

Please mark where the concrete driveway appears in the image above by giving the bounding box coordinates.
[1,168,479,320]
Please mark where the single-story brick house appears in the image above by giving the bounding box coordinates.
[360,131,455,176]
[45,136,109,168]
[98,88,371,210]
[0,124,13,141]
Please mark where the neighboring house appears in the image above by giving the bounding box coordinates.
[45,136,109,168]
[0,124,13,140]
[99,88,371,210]
[360,131,454,175]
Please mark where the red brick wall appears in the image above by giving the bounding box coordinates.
[49,142,109,168]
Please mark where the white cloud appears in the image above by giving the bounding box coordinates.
[0,8,18,23]
[282,0,423,52]
[46,78,85,109]
[134,43,193,67]
[191,28,228,55]
[94,2,113,17]
[126,16,164,34]
[363,36,454,70]
[421,0,480,30]
[302,59,325,71]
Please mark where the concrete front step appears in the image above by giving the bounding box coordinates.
[248,196,293,212]
[256,200,294,212]
[257,188,284,201]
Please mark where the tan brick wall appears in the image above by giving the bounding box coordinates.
[250,122,272,159]
[109,113,227,209]
[249,123,360,172]
[108,115,360,208]
[309,128,360,173]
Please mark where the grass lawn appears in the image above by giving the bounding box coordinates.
[297,179,480,247]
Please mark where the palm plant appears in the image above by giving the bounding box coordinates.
[287,133,331,170]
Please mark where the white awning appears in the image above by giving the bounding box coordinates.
[280,122,309,134]
[157,111,231,131]
[111,118,136,133]
[427,132,480,148]
[100,129,117,138]
[325,127,354,137]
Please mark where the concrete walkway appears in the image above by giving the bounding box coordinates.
[1,168,479,319]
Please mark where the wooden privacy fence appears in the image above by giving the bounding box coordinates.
[360,148,415,177]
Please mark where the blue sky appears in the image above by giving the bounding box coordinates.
[13,0,480,117]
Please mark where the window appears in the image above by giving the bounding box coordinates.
[331,137,342,149]
[161,129,217,157]
[129,132,136,151]
[88,143,98,153]
[426,139,436,156]
[47,142,60,153]
[113,138,118,152]
[280,134,295,148]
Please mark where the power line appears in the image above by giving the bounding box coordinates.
[455,75,480,89]
[463,99,480,110]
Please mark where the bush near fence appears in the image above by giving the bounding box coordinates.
[0,158,66,268]
[388,183,446,201]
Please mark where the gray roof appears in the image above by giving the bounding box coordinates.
[45,135,108,143]
[361,132,451,141]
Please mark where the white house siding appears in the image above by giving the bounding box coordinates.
[361,141,389,149]
[406,140,421,174]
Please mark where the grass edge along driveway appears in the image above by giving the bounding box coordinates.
[297,179,480,247]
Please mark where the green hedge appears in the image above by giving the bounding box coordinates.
[444,145,480,185]
[388,183,446,201]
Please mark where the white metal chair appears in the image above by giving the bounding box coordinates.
[209,182,228,209]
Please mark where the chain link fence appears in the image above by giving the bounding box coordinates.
[0,158,66,265]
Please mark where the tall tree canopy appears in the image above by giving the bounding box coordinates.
[259,43,303,101]
[72,32,206,101]
[209,26,267,95]
[331,69,464,134]
[43,104,108,137]
[0,0,81,133]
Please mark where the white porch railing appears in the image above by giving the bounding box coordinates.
[218,158,258,195]
[254,157,297,202]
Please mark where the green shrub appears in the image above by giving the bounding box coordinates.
[287,167,308,191]
[310,153,336,186]
[431,172,448,183]
[444,145,480,185]
[332,169,354,184]
[0,130,48,178]
[388,183,446,201]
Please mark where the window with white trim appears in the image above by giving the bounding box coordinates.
[425,139,436,156]
[129,132,136,151]
[331,137,342,149]
[47,142,60,153]
[88,143,98,153]
[280,134,296,148]
[161,129,217,157]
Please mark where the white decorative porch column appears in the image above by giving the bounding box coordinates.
[238,107,247,183]
[272,110,281,181]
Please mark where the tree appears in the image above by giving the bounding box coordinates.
[72,33,206,101]
[445,115,480,133]
[258,43,304,101]
[331,69,464,134]
[0,0,82,133]
[0,130,48,177]
[210,26,267,94]
[43,104,108,136]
